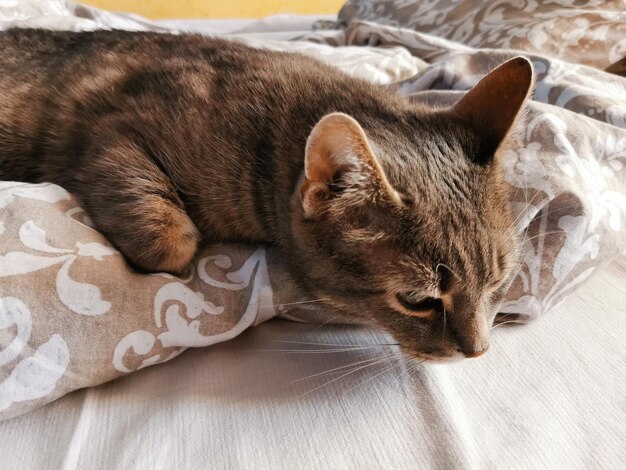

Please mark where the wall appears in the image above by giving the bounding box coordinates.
[82,1,345,19]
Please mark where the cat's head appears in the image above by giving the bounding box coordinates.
[290,57,534,360]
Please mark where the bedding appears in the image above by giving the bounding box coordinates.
[337,0,626,72]
[0,256,624,468]
[0,0,625,430]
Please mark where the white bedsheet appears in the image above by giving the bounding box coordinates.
[1,256,624,469]
[0,8,624,469]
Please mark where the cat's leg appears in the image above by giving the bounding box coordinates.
[68,141,199,274]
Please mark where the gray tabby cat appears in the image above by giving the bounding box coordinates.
[0,29,534,360]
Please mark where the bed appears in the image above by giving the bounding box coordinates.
[1,257,625,468]
[0,1,625,468]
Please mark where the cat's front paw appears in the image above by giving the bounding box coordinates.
[128,202,200,275]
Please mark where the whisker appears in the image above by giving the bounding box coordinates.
[297,354,397,398]
[522,231,565,243]
[510,171,536,228]
[510,178,523,207]
[271,340,400,347]
[291,355,387,384]
[310,315,337,334]
[507,232,533,282]
[345,358,404,393]
[517,211,533,240]
[397,359,426,385]
[531,201,585,220]
[272,298,327,307]
[511,189,544,227]
[514,200,585,233]
[257,345,399,353]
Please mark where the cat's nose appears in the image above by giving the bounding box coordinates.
[460,343,489,358]
[450,325,489,358]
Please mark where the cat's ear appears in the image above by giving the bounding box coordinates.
[300,113,401,217]
[451,56,534,164]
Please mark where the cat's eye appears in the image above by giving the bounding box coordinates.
[396,292,443,312]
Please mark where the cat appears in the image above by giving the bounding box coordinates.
[0,29,533,360]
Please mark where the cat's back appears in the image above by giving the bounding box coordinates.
[0,28,257,64]
[0,28,383,138]
[0,28,406,204]
[0,28,352,93]
[0,29,337,172]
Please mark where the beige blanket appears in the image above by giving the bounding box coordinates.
[0,0,624,421]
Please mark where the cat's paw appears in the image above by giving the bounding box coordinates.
[128,199,200,275]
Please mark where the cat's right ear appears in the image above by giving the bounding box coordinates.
[300,113,401,218]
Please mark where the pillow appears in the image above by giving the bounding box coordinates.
[0,181,309,420]
[337,0,626,71]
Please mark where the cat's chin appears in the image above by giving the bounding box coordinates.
[406,351,465,363]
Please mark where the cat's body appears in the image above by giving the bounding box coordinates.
[0,30,417,272]
[0,29,534,360]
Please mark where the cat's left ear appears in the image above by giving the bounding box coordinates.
[300,113,401,217]
[450,56,534,164]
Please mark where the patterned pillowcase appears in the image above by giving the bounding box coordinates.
[0,182,309,421]
[337,0,626,71]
